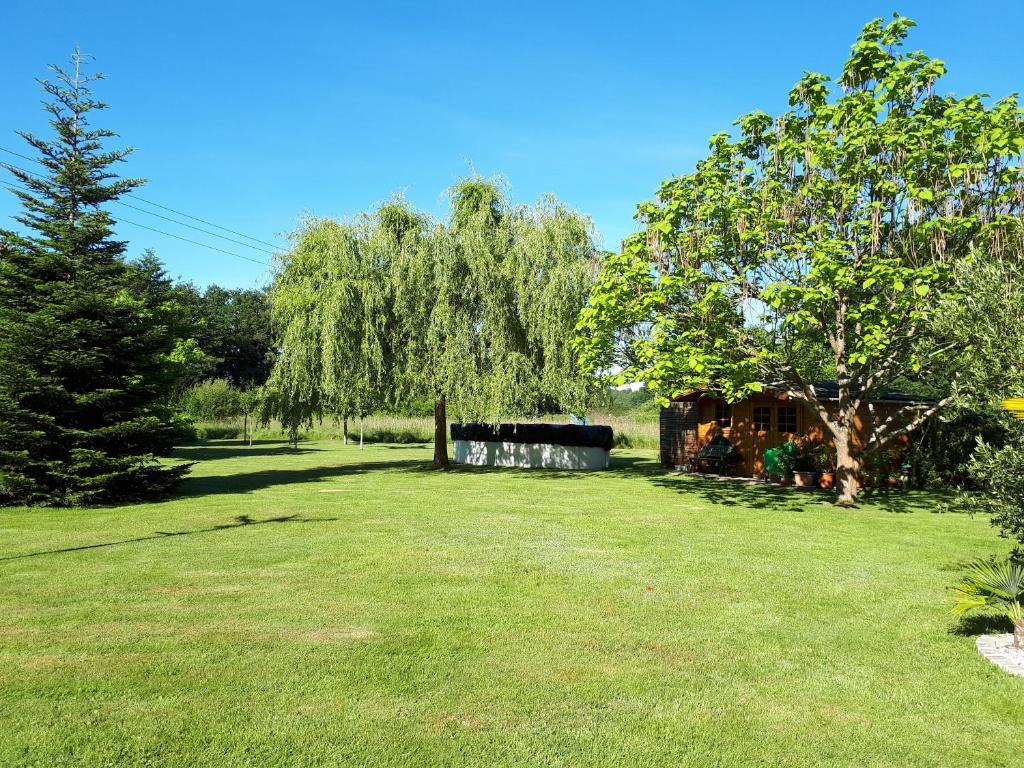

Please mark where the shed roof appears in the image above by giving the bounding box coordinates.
[774,381,929,404]
[675,381,931,404]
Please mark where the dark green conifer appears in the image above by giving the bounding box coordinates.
[0,50,189,505]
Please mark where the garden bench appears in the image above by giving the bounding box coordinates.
[692,435,738,475]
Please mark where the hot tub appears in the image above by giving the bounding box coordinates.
[451,423,613,470]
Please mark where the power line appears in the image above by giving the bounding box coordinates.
[1,178,270,268]
[3,160,276,255]
[111,199,277,256]
[0,144,284,250]
[126,193,283,250]
[112,217,270,267]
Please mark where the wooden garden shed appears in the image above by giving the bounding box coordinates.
[660,381,925,476]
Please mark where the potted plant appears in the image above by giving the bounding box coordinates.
[792,451,818,488]
[765,441,799,485]
[813,444,836,490]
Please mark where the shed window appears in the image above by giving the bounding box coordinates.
[753,406,771,432]
[714,402,732,428]
[778,406,798,434]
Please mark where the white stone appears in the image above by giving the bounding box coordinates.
[976,634,1024,677]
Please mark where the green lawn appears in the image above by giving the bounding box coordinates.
[0,441,1020,767]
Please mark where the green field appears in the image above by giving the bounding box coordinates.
[1,441,1020,767]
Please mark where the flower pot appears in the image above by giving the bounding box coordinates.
[793,470,817,488]
[818,471,835,490]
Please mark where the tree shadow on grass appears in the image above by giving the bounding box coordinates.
[179,458,435,498]
[172,442,321,462]
[645,468,943,515]
[948,613,1014,637]
[174,445,942,516]
[856,489,948,514]
[0,514,338,563]
[176,452,657,499]
[646,473,823,514]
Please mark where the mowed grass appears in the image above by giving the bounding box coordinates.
[0,441,1020,767]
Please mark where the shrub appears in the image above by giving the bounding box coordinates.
[907,406,1012,488]
[193,423,243,440]
[959,429,1024,554]
[178,379,243,422]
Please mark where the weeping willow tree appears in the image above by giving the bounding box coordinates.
[394,178,599,466]
[265,178,599,465]
[262,213,397,444]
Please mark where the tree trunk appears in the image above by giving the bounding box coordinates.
[359,416,364,450]
[835,427,861,506]
[433,396,449,469]
[1015,618,1024,650]
[343,417,348,446]
[243,413,248,445]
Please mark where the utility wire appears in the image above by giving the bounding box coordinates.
[0,145,283,250]
[111,199,277,256]
[0,155,277,255]
[1,177,270,268]
[110,216,270,267]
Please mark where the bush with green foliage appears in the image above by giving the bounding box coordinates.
[906,407,1012,488]
[959,428,1024,555]
[764,441,800,478]
[178,379,244,423]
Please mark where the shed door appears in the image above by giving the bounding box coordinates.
[660,402,698,467]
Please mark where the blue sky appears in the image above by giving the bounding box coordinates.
[2,1,1023,289]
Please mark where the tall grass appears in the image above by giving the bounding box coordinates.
[189,412,661,450]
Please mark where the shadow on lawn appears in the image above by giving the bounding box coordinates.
[174,444,937,515]
[648,473,822,513]
[173,442,321,461]
[177,453,653,498]
[0,514,337,563]
[949,613,1015,637]
[179,458,435,498]
[647,470,940,514]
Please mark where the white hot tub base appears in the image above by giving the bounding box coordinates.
[452,440,609,470]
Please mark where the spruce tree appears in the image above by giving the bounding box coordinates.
[0,50,189,505]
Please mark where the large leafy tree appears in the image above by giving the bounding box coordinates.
[0,52,189,505]
[577,15,1024,504]
[125,249,218,396]
[193,285,275,389]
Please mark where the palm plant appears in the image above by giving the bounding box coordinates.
[951,558,1024,649]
